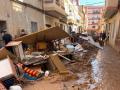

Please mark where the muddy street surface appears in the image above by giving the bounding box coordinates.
[92,46,120,90]
[23,45,120,90]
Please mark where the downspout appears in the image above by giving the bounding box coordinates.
[41,0,46,29]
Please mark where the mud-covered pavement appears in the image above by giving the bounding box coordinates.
[92,46,120,90]
[23,41,100,90]
[23,43,120,90]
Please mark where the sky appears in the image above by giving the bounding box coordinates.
[80,0,105,6]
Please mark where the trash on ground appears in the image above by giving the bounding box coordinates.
[0,27,101,90]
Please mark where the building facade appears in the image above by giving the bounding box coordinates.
[44,0,67,30]
[79,5,87,33]
[104,0,120,52]
[85,6,104,33]
[64,0,81,33]
[0,0,67,38]
[0,0,45,37]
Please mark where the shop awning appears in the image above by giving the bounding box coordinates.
[15,26,70,44]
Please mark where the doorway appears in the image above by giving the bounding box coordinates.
[0,21,7,48]
[115,21,120,53]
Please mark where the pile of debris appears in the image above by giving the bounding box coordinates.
[0,27,73,90]
[0,26,101,90]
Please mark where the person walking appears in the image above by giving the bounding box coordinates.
[2,31,12,45]
[2,31,13,53]
[20,29,28,50]
[20,29,27,37]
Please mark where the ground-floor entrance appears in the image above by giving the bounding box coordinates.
[0,20,7,48]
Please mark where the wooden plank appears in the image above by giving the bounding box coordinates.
[0,82,7,90]
[15,26,70,44]
[6,41,22,47]
[49,54,69,74]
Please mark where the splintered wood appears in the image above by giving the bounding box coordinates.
[49,54,69,74]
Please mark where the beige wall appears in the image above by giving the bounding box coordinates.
[11,2,44,34]
[45,15,60,27]
[106,0,118,8]
[106,11,120,51]
[24,0,42,9]
[0,0,14,36]
[0,0,44,38]
[0,0,67,39]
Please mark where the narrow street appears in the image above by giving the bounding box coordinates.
[92,46,120,90]
[1,0,120,90]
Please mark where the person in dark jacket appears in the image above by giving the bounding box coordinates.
[20,29,27,37]
[2,31,12,45]
[2,31,13,53]
[20,29,28,50]
[102,32,106,41]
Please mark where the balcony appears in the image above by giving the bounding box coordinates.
[104,0,119,19]
[67,16,76,25]
[44,0,66,18]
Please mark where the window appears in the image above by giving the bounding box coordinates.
[31,22,38,33]
[92,22,95,24]
[92,26,96,28]
[93,10,100,14]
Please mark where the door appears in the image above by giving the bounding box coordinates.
[115,20,120,52]
[0,21,7,48]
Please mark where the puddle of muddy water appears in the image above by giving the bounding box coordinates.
[91,59,103,83]
[72,58,103,90]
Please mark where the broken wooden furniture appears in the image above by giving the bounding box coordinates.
[49,54,69,74]
[6,41,25,60]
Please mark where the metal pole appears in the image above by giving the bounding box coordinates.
[42,0,46,29]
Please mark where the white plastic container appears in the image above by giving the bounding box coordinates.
[66,45,75,53]
[9,85,22,90]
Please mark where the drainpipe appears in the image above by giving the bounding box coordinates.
[41,0,46,29]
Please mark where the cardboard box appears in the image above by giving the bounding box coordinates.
[0,57,17,80]
[0,48,15,60]
[6,41,24,60]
